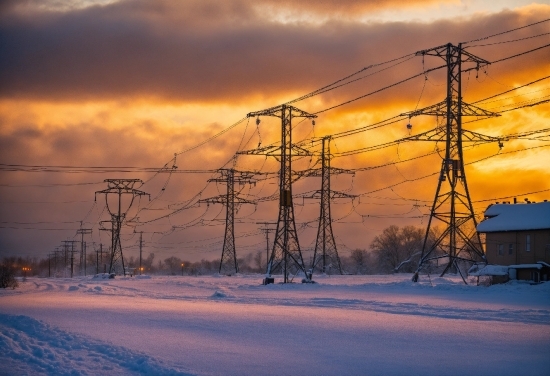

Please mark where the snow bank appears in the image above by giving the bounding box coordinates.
[0,313,190,375]
[1,275,549,375]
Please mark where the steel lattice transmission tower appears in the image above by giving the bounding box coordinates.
[302,136,356,275]
[199,169,256,275]
[405,43,500,282]
[95,179,149,275]
[239,104,316,283]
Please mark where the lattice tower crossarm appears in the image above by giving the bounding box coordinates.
[246,104,317,283]
[410,43,497,283]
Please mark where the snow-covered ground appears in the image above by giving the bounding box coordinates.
[1,274,549,375]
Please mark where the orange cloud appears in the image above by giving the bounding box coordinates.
[0,2,548,261]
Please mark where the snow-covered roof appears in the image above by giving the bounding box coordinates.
[508,264,544,270]
[477,201,550,233]
[468,264,509,276]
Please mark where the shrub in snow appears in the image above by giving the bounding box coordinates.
[0,264,19,289]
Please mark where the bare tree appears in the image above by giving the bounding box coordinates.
[370,225,424,273]
[164,256,183,275]
[349,249,369,274]
[0,263,18,289]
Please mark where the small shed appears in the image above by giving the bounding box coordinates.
[508,262,550,283]
[468,264,509,286]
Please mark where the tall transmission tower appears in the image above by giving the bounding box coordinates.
[95,179,149,275]
[239,104,317,283]
[301,136,356,275]
[403,43,500,283]
[199,169,256,275]
[76,222,92,276]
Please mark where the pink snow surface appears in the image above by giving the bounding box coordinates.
[1,274,549,375]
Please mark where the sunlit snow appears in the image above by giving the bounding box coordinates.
[1,274,549,375]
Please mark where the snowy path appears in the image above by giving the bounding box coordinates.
[1,274,549,375]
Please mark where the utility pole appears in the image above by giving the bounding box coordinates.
[301,136,356,275]
[256,222,277,270]
[239,104,317,283]
[139,232,143,275]
[61,240,78,278]
[48,252,52,278]
[77,223,92,276]
[96,245,100,274]
[53,248,61,277]
[401,43,500,283]
[199,169,256,275]
[95,179,149,275]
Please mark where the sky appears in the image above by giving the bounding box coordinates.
[0,0,549,263]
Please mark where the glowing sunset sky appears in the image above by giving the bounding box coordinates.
[0,0,549,262]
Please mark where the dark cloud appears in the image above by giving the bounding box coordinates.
[0,1,549,261]
[0,0,548,104]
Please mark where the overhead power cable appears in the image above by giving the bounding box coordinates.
[467,31,550,48]
[286,54,416,105]
[0,163,218,174]
[462,18,550,45]
[175,117,247,156]
[314,64,447,115]
[472,75,550,104]
[489,43,550,65]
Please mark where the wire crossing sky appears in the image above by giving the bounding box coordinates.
[0,0,549,261]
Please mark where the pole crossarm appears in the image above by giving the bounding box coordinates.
[402,127,502,143]
[248,105,318,120]
[199,195,256,206]
[297,166,355,178]
[237,144,313,158]
[301,190,358,200]
[401,99,500,119]
[416,43,490,67]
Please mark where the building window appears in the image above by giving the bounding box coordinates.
[509,243,514,255]
[498,244,503,256]
[526,235,531,252]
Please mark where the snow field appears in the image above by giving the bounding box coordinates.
[1,274,549,375]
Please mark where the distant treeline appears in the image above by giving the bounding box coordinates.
[2,225,445,278]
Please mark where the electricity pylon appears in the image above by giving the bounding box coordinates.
[239,104,317,283]
[301,136,356,275]
[199,168,256,275]
[404,43,500,283]
[95,179,149,275]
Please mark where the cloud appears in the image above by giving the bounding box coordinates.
[0,1,549,261]
[0,0,548,105]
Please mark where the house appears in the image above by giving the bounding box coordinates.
[477,200,550,282]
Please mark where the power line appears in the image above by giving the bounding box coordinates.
[466,31,550,48]
[489,43,550,65]
[462,18,550,45]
